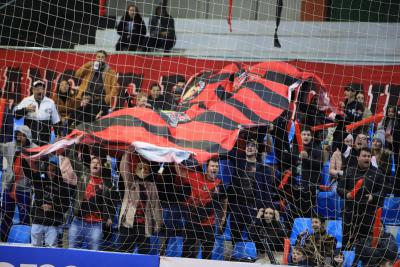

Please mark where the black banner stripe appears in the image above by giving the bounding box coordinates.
[241,81,289,110]
[224,98,270,125]
[79,115,231,154]
[265,71,297,87]
[190,111,240,130]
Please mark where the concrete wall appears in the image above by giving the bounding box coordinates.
[106,0,301,21]
[79,19,399,63]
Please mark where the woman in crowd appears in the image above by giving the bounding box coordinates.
[144,5,176,52]
[117,151,162,254]
[52,79,76,136]
[116,4,147,51]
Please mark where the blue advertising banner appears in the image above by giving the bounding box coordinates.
[0,244,160,267]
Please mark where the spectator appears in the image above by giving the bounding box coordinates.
[153,163,190,255]
[291,246,314,266]
[0,125,37,242]
[377,106,400,196]
[144,5,176,52]
[68,156,115,250]
[117,152,162,253]
[296,216,337,266]
[355,91,372,119]
[70,92,107,128]
[135,92,150,108]
[175,157,228,260]
[229,139,278,251]
[354,224,398,267]
[341,84,364,125]
[337,147,388,250]
[28,156,73,247]
[52,79,77,136]
[0,97,15,144]
[75,50,119,113]
[371,131,394,176]
[330,249,344,267]
[14,80,61,145]
[116,4,147,51]
[250,207,287,262]
[291,126,323,218]
[162,75,186,111]
[329,134,353,179]
[147,83,171,110]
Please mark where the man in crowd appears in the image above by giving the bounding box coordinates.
[337,147,388,250]
[354,224,398,267]
[28,156,73,247]
[296,215,337,266]
[293,126,323,218]
[147,83,172,111]
[68,156,115,250]
[0,125,37,242]
[229,139,277,252]
[14,80,60,146]
[75,50,119,115]
[175,157,228,260]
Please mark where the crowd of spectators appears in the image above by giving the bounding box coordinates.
[116,4,176,52]
[0,50,399,267]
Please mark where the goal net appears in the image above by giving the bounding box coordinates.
[0,0,399,266]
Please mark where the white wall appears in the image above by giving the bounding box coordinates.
[106,0,301,21]
[78,19,400,64]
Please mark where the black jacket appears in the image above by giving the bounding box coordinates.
[29,170,73,226]
[355,232,398,267]
[337,165,387,207]
[116,16,147,51]
[250,218,287,252]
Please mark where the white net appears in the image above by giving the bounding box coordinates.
[0,0,399,266]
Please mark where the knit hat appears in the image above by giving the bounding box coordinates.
[15,125,33,145]
[373,130,385,147]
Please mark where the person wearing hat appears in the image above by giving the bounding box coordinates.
[0,125,37,242]
[14,80,61,146]
[27,155,73,247]
[340,84,364,125]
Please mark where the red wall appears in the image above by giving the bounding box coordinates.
[1,50,399,114]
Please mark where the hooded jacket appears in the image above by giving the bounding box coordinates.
[0,125,37,192]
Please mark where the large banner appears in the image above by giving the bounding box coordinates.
[0,49,399,115]
[0,244,159,267]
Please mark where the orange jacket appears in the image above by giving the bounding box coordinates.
[75,61,119,106]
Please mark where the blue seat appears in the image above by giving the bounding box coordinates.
[212,236,225,260]
[382,197,400,225]
[396,230,400,255]
[7,224,31,243]
[326,220,342,248]
[343,251,355,267]
[321,161,331,186]
[317,191,344,219]
[148,235,161,255]
[218,159,233,185]
[290,218,312,245]
[221,214,232,241]
[165,236,183,257]
[231,241,257,262]
[12,206,20,224]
